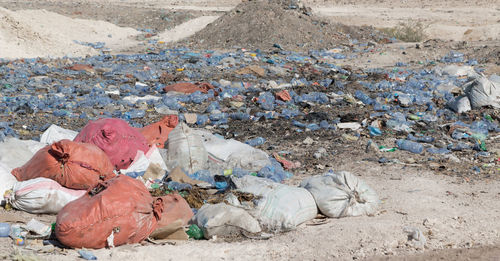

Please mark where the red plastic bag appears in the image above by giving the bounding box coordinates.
[11,140,115,190]
[163,82,216,94]
[140,115,179,149]
[55,175,163,249]
[74,118,149,170]
[276,90,291,101]
[156,193,193,228]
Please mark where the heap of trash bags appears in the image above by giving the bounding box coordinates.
[0,117,379,249]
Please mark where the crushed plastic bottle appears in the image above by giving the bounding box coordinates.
[396,139,424,154]
[245,137,266,146]
[186,224,204,239]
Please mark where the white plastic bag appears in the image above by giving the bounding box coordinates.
[465,74,500,109]
[447,96,471,113]
[7,177,86,214]
[120,146,168,177]
[441,65,477,77]
[40,124,78,144]
[166,123,208,174]
[193,203,261,239]
[195,130,271,171]
[234,175,317,231]
[0,137,36,171]
[300,171,379,218]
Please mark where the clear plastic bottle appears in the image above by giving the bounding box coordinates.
[396,139,423,154]
[0,223,10,237]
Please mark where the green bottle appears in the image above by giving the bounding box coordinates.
[186,224,204,240]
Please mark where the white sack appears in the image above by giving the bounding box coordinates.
[166,123,208,174]
[234,175,317,231]
[7,177,86,214]
[193,203,261,239]
[465,74,500,109]
[300,171,379,218]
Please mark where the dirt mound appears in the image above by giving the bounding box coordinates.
[178,0,387,51]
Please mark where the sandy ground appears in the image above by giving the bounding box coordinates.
[0,0,499,260]
[3,162,500,261]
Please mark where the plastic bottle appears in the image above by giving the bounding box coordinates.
[368,126,382,136]
[186,224,204,239]
[78,250,97,260]
[245,137,266,147]
[0,223,10,237]
[396,139,424,154]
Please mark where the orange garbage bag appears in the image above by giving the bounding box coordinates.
[11,139,115,190]
[140,115,179,148]
[163,82,216,94]
[156,193,193,228]
[55,175,163,249]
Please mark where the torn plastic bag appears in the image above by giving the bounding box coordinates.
[464,74,500,109]
[40,124,78,144]
[7,177,86,214]
[120,146,168,178]
[74,118,149,170]
[166,123,208,174]
[441,65,477,77]
[140,115,179,149]
[55,175,163,249]
[446,96,471,113]
[12,139,115,190]
[234,175,317,231]
[192,203,261,239]
[300,171,379,218]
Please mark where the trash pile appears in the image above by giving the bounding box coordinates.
[0,117,380,250]
[0,1,499,254]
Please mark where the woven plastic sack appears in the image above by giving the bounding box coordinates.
[300,171,379,218]
[74,118,149,170]
[55,175,163,249]
[140,115,178,149]
[156,193,193,228]
[234,175,317,231]
[166,123,208,174]
[7,177,86,214]
[11,139,115,190]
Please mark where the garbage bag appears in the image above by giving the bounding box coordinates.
[120,146,168,178]
[0,163,17,201]
[166,123,208,174]
[300,171,379,218]
[156,194,193,229]
[446,96,471,113]
[40,124,78,144]
[163,82,216,94]
[0,137,37,171]
[11,139,115,190]
[195,130,271,171]
[464,74,500,109]
[74,118,149,170]
[140,115,178,149]
[234,176,317,231]
[7,177,86,214]
[192,203,261,239]
[55,175,163,249]
[441,65,477,77]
